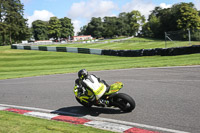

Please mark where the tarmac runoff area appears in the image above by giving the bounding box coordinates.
[0,104,189,133]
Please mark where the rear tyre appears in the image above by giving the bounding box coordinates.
[111,93,135,112]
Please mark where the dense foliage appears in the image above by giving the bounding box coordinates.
[0,1,74,45]
[0,0,30,45]
[79,2,200,40]
[78,10,145,38]
[141,2,200,39]
[32,20,49,40]
[32,17,74,41]
[60,17,74,39]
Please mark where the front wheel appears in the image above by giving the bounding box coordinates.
[110,93,135,112]
[75,97,93,108]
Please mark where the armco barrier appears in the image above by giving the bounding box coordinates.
[56,47,67,52]
[24,46,31,50]
[31,46,39,50]
[39,46,47,51]
[90,48,102,55]
[11,44,200,57]
[78,48,90,54]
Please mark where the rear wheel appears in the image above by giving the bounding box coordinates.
[111,93,135,112]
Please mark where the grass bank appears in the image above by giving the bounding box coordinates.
[1,46,200,80]
[0,111,113,133]
[42,37,200,50]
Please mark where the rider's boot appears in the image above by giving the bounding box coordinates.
[99,99,109,106]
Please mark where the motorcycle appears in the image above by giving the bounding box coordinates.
[73,82,136,112]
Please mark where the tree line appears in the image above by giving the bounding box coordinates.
[79,2,200,40]
[32,17,74,41]
[1,1,200,46]
[0,0,74,45]
[78,10,145,38]
[141,2,200,40]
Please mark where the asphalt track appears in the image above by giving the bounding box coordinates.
[0,66,200,133]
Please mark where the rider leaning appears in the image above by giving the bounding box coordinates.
[74,69,109,106]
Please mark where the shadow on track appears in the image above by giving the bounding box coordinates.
[51,106,127,117]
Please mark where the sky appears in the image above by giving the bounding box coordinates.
[21,0,200,35]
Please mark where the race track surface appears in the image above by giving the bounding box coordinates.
[1,66,200,132]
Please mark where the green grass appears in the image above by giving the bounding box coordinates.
[0,111,114,133]
[1,38,200,132]
[42,37,200,50]
[1,45,200,80]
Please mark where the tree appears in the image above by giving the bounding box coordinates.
[0,0,8,45]
[32,20,48,40]
[0,0,29,45]
[127,10,145,36]
[78,25,88,36]
[59,17,74,39]
[86,17,104,38]
[0,21,9,45]
[103,16,118,38]
[48,17,61,41]
[141,15,160,38]
[175,3,200,30]
[118,12,131,36]
[78,17,104,38]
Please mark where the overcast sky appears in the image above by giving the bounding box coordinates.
[21,0,200,35]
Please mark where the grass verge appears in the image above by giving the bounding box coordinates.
[0,111,113,133]
[1,46,200,80]
[41,37,200,50]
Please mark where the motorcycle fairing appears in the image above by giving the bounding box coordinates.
[83,75,107,100]
[105,82,123,95]
[73,86,90,103]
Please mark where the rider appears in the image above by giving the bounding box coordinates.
[74,69,109,106]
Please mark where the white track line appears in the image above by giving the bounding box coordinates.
[0,103,189,133]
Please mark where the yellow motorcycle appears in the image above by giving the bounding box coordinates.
[74,82,135,112]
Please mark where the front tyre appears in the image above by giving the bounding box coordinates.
[75,97,92,108]
[111,93,135,112]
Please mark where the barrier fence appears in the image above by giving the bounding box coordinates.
[11,44,200,57]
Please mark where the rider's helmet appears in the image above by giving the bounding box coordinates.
[78,69,88,79]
